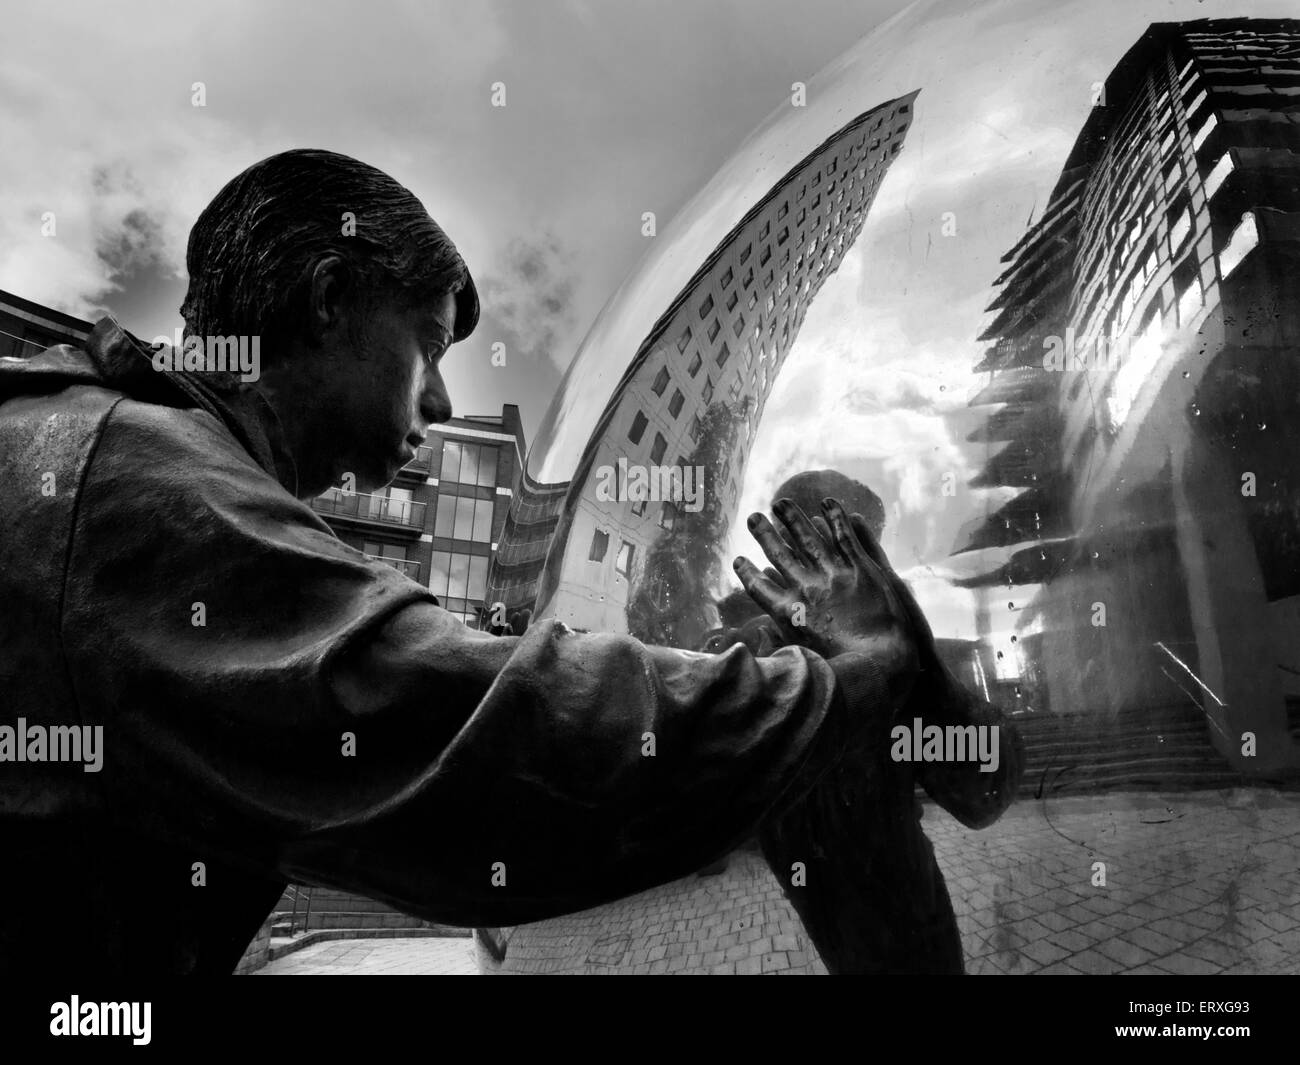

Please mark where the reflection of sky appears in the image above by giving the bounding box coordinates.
[702,0,1298,646]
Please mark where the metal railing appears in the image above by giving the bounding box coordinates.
[312,490,427,530]
[365,554,421,580]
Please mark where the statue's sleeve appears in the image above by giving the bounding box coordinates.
[61,401,890,928]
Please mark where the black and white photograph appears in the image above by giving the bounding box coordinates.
[0,0,1296,1046]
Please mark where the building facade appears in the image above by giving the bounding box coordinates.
[313,407,526,627]
[954,18,1300,774]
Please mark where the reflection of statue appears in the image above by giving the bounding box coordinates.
[707,470,1024,974]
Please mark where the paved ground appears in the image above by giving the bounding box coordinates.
[252,788,1300,975]
[256,936,478,975]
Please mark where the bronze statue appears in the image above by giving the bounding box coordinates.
[0,149,923,976]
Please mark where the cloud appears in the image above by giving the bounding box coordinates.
[477,233,580,366]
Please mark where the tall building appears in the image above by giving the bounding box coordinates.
[954,18,1300,774]
[491,94,918,644]
[313,407,526,627]
[480,93,918,974]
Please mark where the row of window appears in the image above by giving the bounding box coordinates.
[433,491,496,543]
[440,440,499,488]
[588,529,636,578]
[429,550,490,602]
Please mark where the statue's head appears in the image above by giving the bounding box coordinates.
[772,469,885,542]
[700,469,887,655]
[180,148,479,497]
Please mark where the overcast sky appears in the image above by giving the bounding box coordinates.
[3,0,1291,647]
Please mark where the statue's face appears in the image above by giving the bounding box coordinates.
[700,615,786,657]
[323,288,458,493]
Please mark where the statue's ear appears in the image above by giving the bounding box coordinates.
[301,254,357,346]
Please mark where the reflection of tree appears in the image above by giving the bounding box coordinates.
[626,399,748,650]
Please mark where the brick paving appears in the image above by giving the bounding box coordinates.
[252,788,1300,975]
[255,936,478,975]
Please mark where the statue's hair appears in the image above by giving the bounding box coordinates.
[179,148,478,355]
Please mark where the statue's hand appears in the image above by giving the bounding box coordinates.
[732,496,918,691]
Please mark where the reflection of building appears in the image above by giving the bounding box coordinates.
[314,407,525,627]
[481,94,917,975]
[956,18,1300,773]
[0,289,92,357]
[491,94,917,633]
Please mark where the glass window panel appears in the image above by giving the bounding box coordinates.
[616,541,635,578]
[454,496,475,540]
[441,440,462,484]
[473,497,494,542]
[429,551,451,597]
[458,444,479,486]
[477,446,499,487]
[448,553,470,599]
[468,555,489,600]
[434,494,456,536]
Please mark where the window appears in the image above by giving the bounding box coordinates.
[429,551,488,601]
[707,318,721,343]
[472,497,493,542]
[588,529,609,562]
[721,267,734,288]
[703,378,714,404]
[659,503,677,530]
[742,268,754,290]
[690,415,703,442]
[1168,205,1192,256]
[740,243,752,263]
[777,227,789,246]
[1203,152,1233,200]
[434,492,493,542]
[747,292,757,311]
[616,541,635,579]
[440,440,463,483]
[668,389,685,418]
[715,342,731,367]
[677,327,692,353]
[760,246,771,266]
[652,366,670,396]
[1192,112,1218,152]
[440,441,497,487]
[759,220,770,240]
[631,497,647,517]
[650,433,667,464]
[698,295,714,319]
[629,410,649,444]
[732,316,744,338]
[763,271,774,290]
[687,352,702,377]
[725,289,738,312]
[1219,211,1259,281]
[777,202,788,220]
